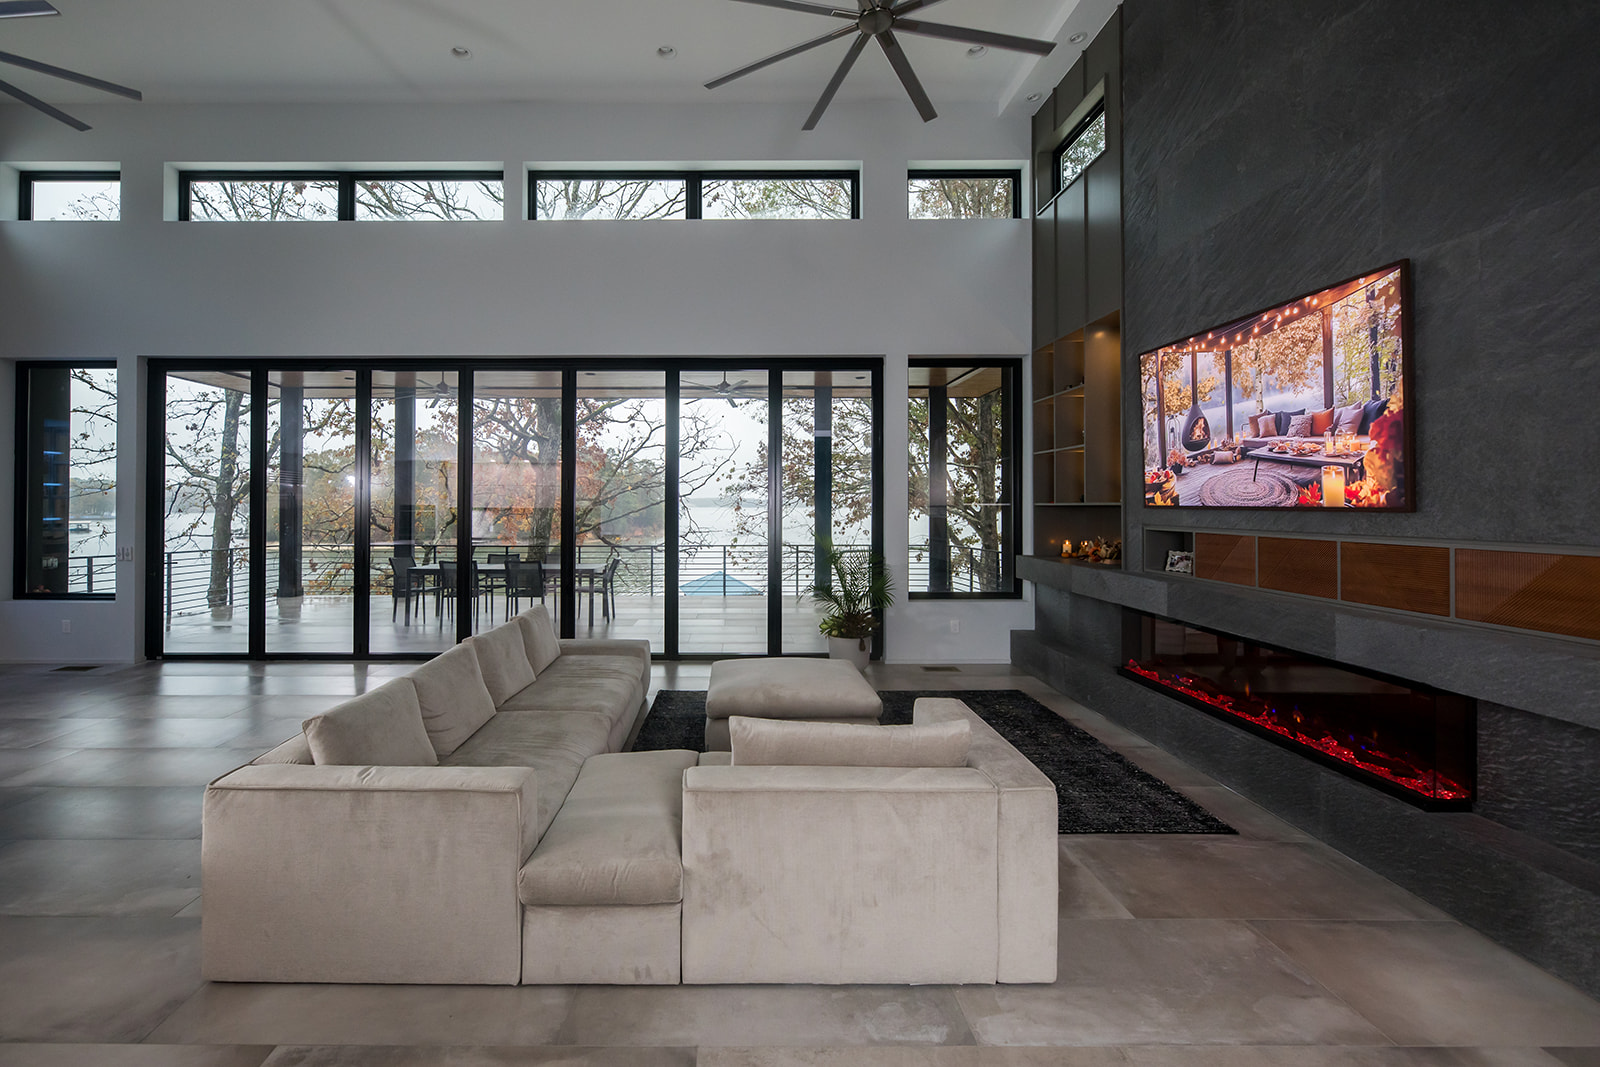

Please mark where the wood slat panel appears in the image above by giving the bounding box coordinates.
[1341,542,1450,615]
[1457,550,1600,641]
[1195,533,1256,585]
[1258,537,1338,599]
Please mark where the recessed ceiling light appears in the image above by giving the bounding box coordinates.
[657,45,676,58]
[966,45,987,58]
[450,46,472,59]
[1026,92,1043,103]
[1068,31,1088,44]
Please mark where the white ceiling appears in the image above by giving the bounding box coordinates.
[0,0,1116,118]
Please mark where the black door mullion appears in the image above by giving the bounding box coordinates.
[353,370,372,656]
[767,375,782,656]
[248,370,268,658]
[871,362,885,661]
[665,372,680,658]
[456,369,473,644]
[559,370,578,639]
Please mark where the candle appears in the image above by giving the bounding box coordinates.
[1321,465,1345,507]
[1322,430,1333,452]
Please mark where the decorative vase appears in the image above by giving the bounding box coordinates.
[826,636,871,671]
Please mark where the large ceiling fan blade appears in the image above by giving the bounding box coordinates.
[726,0,860,21]
[876,30,936,123]
[0,1,59,17]
[802,32,869,130]
[887,0,950,14]
[0,75,88,130]
[706,24,857,89]
[891,18,1057,56]
[0,50,143,100]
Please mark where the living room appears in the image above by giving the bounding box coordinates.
[3,0,1600,1062]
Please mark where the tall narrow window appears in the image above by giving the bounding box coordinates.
[17,364,118,597]
[907,170,1020,219]
[20,172,120,220]
[1057,106,1107,192]
[908,360,1019,597]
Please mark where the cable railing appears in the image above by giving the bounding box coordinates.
[159,539,1006,621]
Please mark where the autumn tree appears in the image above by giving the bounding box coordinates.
[908,176,1014,219]
[1231,315,1321,413]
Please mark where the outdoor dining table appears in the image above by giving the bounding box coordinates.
[406,560,604,625]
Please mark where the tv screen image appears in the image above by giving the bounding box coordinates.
[1139,261,1411,510]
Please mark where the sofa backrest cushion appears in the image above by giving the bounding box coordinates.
[1333,401,1365,433]
[302,677,438,767]
[728,716,971,768]
[517,605,562,675]
[409,640,497,756]
[467,622,537,706]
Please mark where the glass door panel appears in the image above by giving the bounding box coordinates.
[575,371,666,648]
[678,369,769,654]
[161,371,253,653]
[369,370,459,653]
[471,370,563,635]
[780,370,876,653]
[264,370,359,654]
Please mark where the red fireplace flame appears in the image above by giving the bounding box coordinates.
[1124,660,1470,801]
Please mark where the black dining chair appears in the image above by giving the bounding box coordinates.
[389,556,430,627]
[574,555,621,625]
[504,557,545,616]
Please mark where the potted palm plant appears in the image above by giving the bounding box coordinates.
[812,547,894,670]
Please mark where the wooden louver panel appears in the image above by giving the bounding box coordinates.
[1456,550,1600,641]
[1258,537,1338,600]
[1194,533,1256,585]
[1341,542,1449,616]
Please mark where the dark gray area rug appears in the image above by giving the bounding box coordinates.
[634,688,1234,835]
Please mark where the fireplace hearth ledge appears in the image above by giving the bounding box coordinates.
[1017,555,1600,734]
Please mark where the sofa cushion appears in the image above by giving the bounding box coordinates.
[1333,401,1365,432]
[441,710,613,842]
[1285,413,1316,438]
[518,749,699,907]
[497,654,643,720]
[1310,407,1336,436]
[729,716,971,768]
[302,678,438,767]
[1246,412,1275,438]
[517,606,562,675]
[1360,396,1390,434]
[467,622,537,706]
[409,641,497,757]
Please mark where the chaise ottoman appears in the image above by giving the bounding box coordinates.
[703,658,882,750]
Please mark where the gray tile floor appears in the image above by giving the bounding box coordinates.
[2,658,1600,1065]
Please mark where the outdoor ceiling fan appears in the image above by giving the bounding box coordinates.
[0,0,141,131]
[706,0,1055,130]
[713,371,753,407]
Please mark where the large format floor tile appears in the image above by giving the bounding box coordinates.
[260,1048,696,1067]
[1064,838,1450,921]
[0,838,201,915]
[0,1046,273,1067]
[146,984,574,1046]
[552,985,975,1047]
[1254,921,1600,1046]
[953,917,1389,1046]
[0,917,204,1042]
[0,786,203,840]
[1,747,260,787]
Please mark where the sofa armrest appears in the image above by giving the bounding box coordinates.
[680,764,999,984]
[202,764,537,984]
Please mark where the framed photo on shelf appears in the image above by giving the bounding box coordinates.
[1165,550,1195,574]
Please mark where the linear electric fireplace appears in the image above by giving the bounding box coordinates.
[1120,611,1474,809]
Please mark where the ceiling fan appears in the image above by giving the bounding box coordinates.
[713,371,753,406]
[706,0,1055,130]
[0,0,142,131]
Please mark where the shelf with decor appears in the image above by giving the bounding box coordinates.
[1032,311,1122,553]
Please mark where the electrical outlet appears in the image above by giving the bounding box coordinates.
[948,618,960,634]
[117,546,132,562]
[60,619,71,634]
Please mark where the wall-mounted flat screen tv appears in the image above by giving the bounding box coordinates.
[1139,261,1412,510]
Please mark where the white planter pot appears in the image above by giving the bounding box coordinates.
[827,636,871,671]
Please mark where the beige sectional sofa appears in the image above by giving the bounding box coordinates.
[202,614,1058,986]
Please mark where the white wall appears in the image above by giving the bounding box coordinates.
[0,97,1034,662]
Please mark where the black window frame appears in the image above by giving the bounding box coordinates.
[1053,103,1107,197]
[906,168,1023,219]
[907,356,1023,601]
[18,170,121,221]
[15,360,119,601]
[177,170,504,221]
[529,169,861,220]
